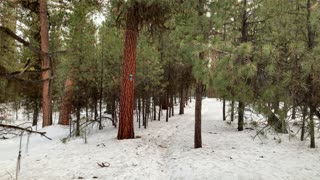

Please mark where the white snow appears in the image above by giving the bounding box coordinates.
[0,98,320,180]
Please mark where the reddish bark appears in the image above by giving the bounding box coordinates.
[117,6,139,140]
[59,78,74,125]
[39,0,51,127]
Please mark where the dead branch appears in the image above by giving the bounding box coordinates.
[0,26,72,57]
[0,124,52,140]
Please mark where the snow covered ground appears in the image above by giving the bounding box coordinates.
[0,98,319,180]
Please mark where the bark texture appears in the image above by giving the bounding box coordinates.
[117,6,138,139]
[59,78,74,125]
[39,0,51,127]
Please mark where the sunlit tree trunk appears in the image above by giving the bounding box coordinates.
[117,6,138,139]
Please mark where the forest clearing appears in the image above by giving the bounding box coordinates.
[1,0,320,179]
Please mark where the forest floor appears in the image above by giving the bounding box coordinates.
[0,98,320,180]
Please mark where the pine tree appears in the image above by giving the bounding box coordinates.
[114,0,173,139]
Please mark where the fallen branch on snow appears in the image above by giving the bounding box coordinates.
[0,124,52,140]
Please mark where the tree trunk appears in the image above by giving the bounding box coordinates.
[179,85,184,115]
[194,81,203,148]
[59,78,74,125]
[194,0,205,149]
[306,0,315,148]
[291,100,296,119]
[142,97,146,129]
[75,102,80,137]
[146,96,150,128]
[85,104,89,122]
[301,106,306,141]
[238,101,244,131]
[222,98,226,121]
[99,58,104,129]
[185,87,189,106]
[168,90,171,118]
[231,100,234,122]
[158,97,161,121]
[310,105,315,148]
[117,6,138,139]
[112,95,118,127]
[153,95,156,121]
[32,98,39,126]
[166,102,169,122]
[235,0,247,131]
[171,93,174,117]
[94,94,98,121]
[138,97,141,128]
[39,0,51,127]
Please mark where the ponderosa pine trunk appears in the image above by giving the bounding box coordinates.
[39,0,51,127]
[117,6,138,139]
[59,78,74,125]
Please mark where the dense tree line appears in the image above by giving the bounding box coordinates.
[0,0,320,148]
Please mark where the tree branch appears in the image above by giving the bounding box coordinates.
[0,25,40,54]
[0,124,52,140]
[0,25,73,57]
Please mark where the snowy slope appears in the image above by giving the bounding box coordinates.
[0,99,319,180]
